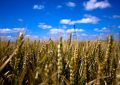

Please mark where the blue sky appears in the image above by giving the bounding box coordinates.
[0,0,120,40]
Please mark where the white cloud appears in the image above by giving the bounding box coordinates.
[118,26,120,28]
[81,33,88,36]
[84,0,111,10]
[104,15,120,19]
[66,2,76,7]
[0,28,11,33]
[0,35,14,40]
[77,33,98,40]
[25,35,40,40]
[60,19,73,25]
[113,15,120,19]
[60,15,99,25]
[94,27,109,32]
[25,35,30,37]
[56,5,62,9]
[61,25,67,29]
[94,28,99,32]
[7,36,12,38]
[13,28,25,32]
[66,28,84,33]
[0,28,25,33]
[38,23,52,29]
[33,5,44,10]
[49,28,84,34]
[49,28,65,34]
[74,15,99,24]
[18,18,23,22]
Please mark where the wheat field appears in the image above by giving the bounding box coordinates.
[0,33,120,85]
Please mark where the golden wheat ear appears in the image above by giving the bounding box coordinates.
[0,32,24,72]
[57,36,63,85]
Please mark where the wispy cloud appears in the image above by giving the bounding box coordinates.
[60,19,73,25]
[75,33,98,40]
[112,15,120,19]
[66,2,76,7]
[84,0,111,11]
[0,28,25,33]
[49,28,65,34]
[61,25,67,29]
[33,5,44,10]
[25,35,39,39]
[81,33,88,36]
[118,26,120,28]
[18,18,23,22]
[66,28,84,33]
[49,28,84,34]
[74,14,100,24]
[94,27,109,32]
[104,15,120,19]
[0,28,11,33]
[56,5,62,9]
[38,23,52,29]
[0,35,15,40]
[60,15,99,25]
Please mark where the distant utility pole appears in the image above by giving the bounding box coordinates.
[73,24,77,41]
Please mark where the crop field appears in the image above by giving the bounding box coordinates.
[0,33,120,85]
[0,0,120,85]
